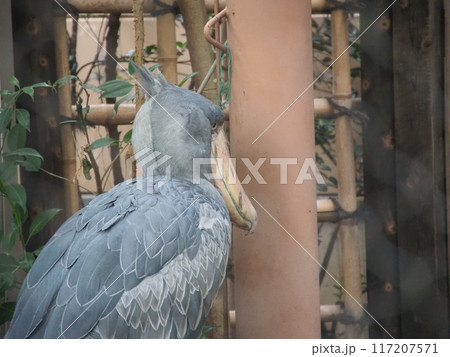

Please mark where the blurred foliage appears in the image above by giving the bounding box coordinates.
[312,15,363,194]
[0,77,64,326]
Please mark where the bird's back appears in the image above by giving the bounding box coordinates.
[5,177,231,338]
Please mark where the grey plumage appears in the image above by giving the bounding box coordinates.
[6,177,231,338]
[5,65,232,339]
[132,65,224,180]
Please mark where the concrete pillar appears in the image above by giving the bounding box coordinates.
[228,0,320,338]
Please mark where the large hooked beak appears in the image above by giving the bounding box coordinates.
[211,127,258,232]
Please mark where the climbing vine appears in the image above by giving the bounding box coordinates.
[0,77,63,325]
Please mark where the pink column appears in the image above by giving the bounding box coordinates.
[228,0,320,338]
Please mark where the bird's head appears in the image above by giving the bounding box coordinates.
[132,64,257,232]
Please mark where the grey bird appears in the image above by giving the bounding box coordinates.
[5,65,257,339]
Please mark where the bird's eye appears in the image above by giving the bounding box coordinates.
[211,123,218,130]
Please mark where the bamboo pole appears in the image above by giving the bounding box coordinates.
[71,99,360,125]
[67,0,224,13]
[317,201,342,225]
[71,104,135,125]
[68,0,155,13]
[177,0,217,102]
[133,0,145,109]
[130,0,146,178]
[315,98,341,118]
[312,0,330,13]
[317,197,363,222]
[53,11,80,217]
[205,0,226,12]
[314,98,361,118]
[156,0,177,84]
[67,0,328,14]
[331,8,364,338]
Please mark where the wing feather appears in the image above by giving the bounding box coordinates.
[6,177,230,339]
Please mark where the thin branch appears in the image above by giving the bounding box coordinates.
[40,168,95,195]
[76,60,105,76]
[76,16,108,98]
[101,142,131,191]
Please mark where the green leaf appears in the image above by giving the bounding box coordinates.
[75,96,83,113]
[0,89,11,96]
[3,147,43,171]
[2,91,20,107]
[98,80,133,98]
[0,107,13,133]
[7,123,27,150]
[123,129,132,144]
[3,148,43,160]
[113,91,135,115]
[17,155,42,172]
[200,325,214,338]
[2,183,26,212]
[178,72,198,87]
[89,137,118,150]
[1,226,19,253]
[16,205,28,225]
[320,164,331,172]
[0,180,28,226]
[328,176,338,186]
[149,63,162,72]
[81,82,102,93]
[19,252,36,273]
[0,231,3,243]
[0,272,16,298]
[0,253,19,274]
[31,82,52,88]
[145,44,157,55]
[60,120,78,125]
[128,59,136,75]
[16,109,31,131]
[75,101,87,133]
[28,208,61,240]
[0,162,17,181]
[22,86,34,100]
[82,157,92,180]
[53,75,77,88]
[0,302,16,326]
[9,76,20,88]
[176,41,186,49]
[82,104,90,115]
